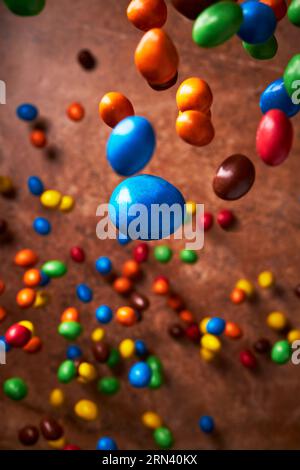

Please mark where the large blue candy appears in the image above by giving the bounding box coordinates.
[238,1,276,45]
[128,362,152,388]
[16,103,38,121]
[106,116,155,176]
[109,174,185,240]
[260,77,300,118]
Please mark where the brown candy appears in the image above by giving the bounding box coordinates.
[18,425,39,446]
[254,338,271,354]
[40,417,64,441]
[77,49,96,70]
[171,0,218,20]
[213,154,255,201]
[130,291,150,311]
[92,341,110,363]
[168,324,184,339]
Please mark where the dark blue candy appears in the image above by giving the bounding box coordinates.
[206,317,226,336]
[199,415,215,433]
[67,345,82,360]
[95,256,112,275]
[95,305,113,324]
[106,116,155,176]
[0,335,11,353]
[128,361,152,388]
[39,270,51,287]
[96,437,118,451]
[135,339,148,357]
[33,217,51,235]
[109,174,185,240]
[238,1,276,44]
[27,176,44,196]
[76,283,93,303]
[260,77,300,118]
[16,103,38,121]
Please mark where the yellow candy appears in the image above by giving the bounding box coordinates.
[142,411,163,429]
[287,329,300,343]
[200,347,215,362]
[201,334,221,353]
[33,290,50,308]
[0,175,13,194]
[119,339,135,358]
[74,399,98,421]
[236,279,254,297]
[91,327,105,342]
[18,320,35,336]
[266,311,287,331]
[186,200,196,215]
[199,317,211,334]
[78,362,97,382]
[258,271,275,288]
[47,436,66,449]
[49,388,65,407]
[40,189,62,209]
[59,195,75,212]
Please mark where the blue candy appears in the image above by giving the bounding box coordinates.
[27,176,44,196]
[39,270,51,287]
[0,335,11,353]
[76,283,93,303]
[16,103,38,121]
[206,317,226,336]
[117,232,132,246]
[95,256,112,275]
[109,174,185,240]
[95,305,113,324]
[260,77,300,118]
[33,217,51,235]
[96,437,118,451]
[199,415,215,434]
[135,339,148,357]
[128,361,152,388]
[106,116,156,176]
[67,345,82,360]
[238,1,276,44]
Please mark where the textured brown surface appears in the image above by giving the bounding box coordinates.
[0,0,300,450]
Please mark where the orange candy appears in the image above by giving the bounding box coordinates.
[179,309,195,324]
[14,249,38,267]
[176,78,213,113]
[99,92,134,128]
[16,288,36,308]
[23,269,42,287]
[167,294,185,311]
[122,260,141,280]
[0,306,7,323]
[61,307,80,323]
[0,279,5,295]
[225,322,243,339]
[113,277,133,295]
[116,306,137,326]
[152,277,169,295]
[67,102,85,121]
[176,110,214,147]
[23,336,42,353]
[127,0,167,31]
[30,129,47,148]
[135,28,179,89]
[230,287,246,305]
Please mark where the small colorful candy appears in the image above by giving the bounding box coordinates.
[40,417,64,441]
[213,154,255,201]
[66,102,85,121]
[39,272,50,289]
[128,361,152,388]
[18,425,39,446]
[266,311,287,331]
[4,0,45,16]
[97,377,120,395]
[288,0,300,26]
[113,276,133,295]
[176,77,213,113]
[91,328,105,343]
[225,321,242,339]
[97,437,118,451]
[5,323,31,347]
[16,288,36,308]
[254,338,271,353]
[168,324,184,339]
[142,411,162,429]
[57,360,76,383]
[180,249,198,264]
[271,340,291,364]
[59,195,75,212]
[49,388,65,407]
[70,246,85,262]
[237,1,276,44]
[74,399,99,421]
[200,211,214,231]
[58,321,82,340]
[95,256,112,275]
[95,305,113,324]
[0,306,7,322]
[116,306,137,326]
[261,0,287,20]
[199,415,214,433]
[240,349,257,369]
[153,427,174,448]
[243,35,278,61]
[130,292,150,311]
[61,307,79,323]
[40,189,62,209]
[185,323,201,342]
[41,260,67,278]
[23,336,42,353]
[152,276,170,295]
[260,78,300,118]
[33,217,51,235]
[206,317,226,336]
[217,209,235,229]
[107,350,121,370]
[99,92,134,128]
[201,334,221,353]
[133,242,149,263]
[180,309,195,324]
[30,129,47,148]
[78,362,97,382]
[16,103,38,121]
[235,278,254,297]
[28,176,44,196]
[14,248,38,267]
[77,49,96,70]
[135,339,148,357]
[122,259,141,279]
[154,245,173,263]
[119,338,135,358]
[258,270,275,288]
[92,341,110,362]
[127,0,167,31]
[67,345,82,360]
[283,54,300,98]
[3,377,28,400]
[176,110,214,147]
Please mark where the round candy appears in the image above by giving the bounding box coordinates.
[57,360,76,383]
[97,377,120,395]
[95,256,112,275]
[122,260,140,279]
[147,355,163,373]
[40,190,62,209]
[176,77,213,113]
[70,246,85,263]
[288,0,300,27]
[74,399,98,421]
[237,1,276,44]
[14,248,38,267]
[260,0,287,20]
[230,287,246,304]
[97,437,118,451]
[133,242,149,262]
[154,245,173,263]
[119,338,135,359]
[61,307,79,323]
[225,321,242,339]
[240,349,257,368]
[256,109,293,166]
[41,260,67,278]
[260,78,300,118]
[236,278,254,297]
[33,217,51,236]
[135,339,148,356]
[109,174,185,240]
[4,0,46,16]
[201,334,221,352]
[16,103,38,121]
[266,311,287,331]
[23,268,42,287]
[78,362,97,382]
[5,323,31,347]
[16,288,36,308]
[113,276,133,295]
[3,377,28,400]
[95,305,113,324]
[131,292,150,311]
[180,249,198,264]
[206,317,226,336]
[243,35,278,60]
[76,283,93,303]
[58,321,82,340]
[116,306,137,326]
[142,411,162,429]
[199,415,214,433]
[193,2,243,48]
[283,54,300,98]
[271,340,291,364]
[77,49,96,70]
[49,388,65,407]
[200,211,214,231]
[67,345,82,360]
[128,361,152,388]
[30,129,47,148]
[152,276,170,295]
[217,209,235,229]
[169,324,184,339]
[253,338,271,353]
[40,417,64,441]
[99,92,134,128]
[258,270,275,288]
[59,195,75,212]
[287,329,300,343]
[92,342,110,362]
[153,427,174,448]
[127,0,167,31]
[67,102,85,121]
[107,348,121,368]
[176,110,214,147]
[18,425,39,446]
[213,154,255,201]
[106,116,155,176]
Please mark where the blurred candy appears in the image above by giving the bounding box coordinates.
[0,175,14,195]
[288,0,300,26]
[92,342,110,362]
[57,360,76,383]
[70,246,85,263]
[59,195,75,212]
[23,336,42,353]
[95,305,113,324]
[33,217,51,235]
[240,349,257,369]
[254,338,271,353]
[4,0,46,16]
[74,400,99,421]
[30,129,47,148]
[27,176,44,196]
[200,211,214,231]
[40,190,62,209]
[95,256,112,274]
[283,54,300,98]
[128,362,152,388]
[113,276,133,295]
[171,0,217,20]
[58,321,82,340]
[127,0,167,31]
[16,103,38,121]
[99,92,134,128]
[40,417,64,441]
[154,245,173,263]
[16,288,36,308]
[261,0,287,20]
[142,411,162,429]
[271,340,291,364]
[76,283,93,303]
[266,311,287,331]
[225,322,242,339]
[199,415,215,433]
[61,307,79,323]
[217,209,235,229]
[77,49,96,70]
[180,249,198,264]
[133,243,149,263]
[258,270,275,288]
[67,345,82,360]
[15,249,38,267]
[97,437,118,451]
[67,102,85,121]
[5,323,31,347]
[236,278,254,297]
[153,427,174,448]
[206,317,226,336]
[97,377,120,395]
[18,425,39,446]
[201,334,221,352]
[213,154,255,201]
[3,377,28,400]
[119,338,135,358]
[41,260,67,278]
[116,306,137,326]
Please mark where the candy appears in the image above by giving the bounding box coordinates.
[130,292,150,311]
[23,269,42,287]
[91,327,105,343]
[135,339,148,356]
[180,310,194,324]
[0,306,7,322]
[64,444,81,450]
[271,340,291,364]
[199,415,214,433]
[0,335,11,352]
[117,232,132,245]
[167,293,185,311]
[133,242,149,263]
[59,195,75,212]
[128,362,152,387]
[261,0,287,20]
[4,0,46,16]
[97,377,120,395]
[135,28,179,89]
[266,311,287,331]
[176,78,213,113]
[152,276,170,294]
[48,436,66,449]
[18,320,34,335]
[67,345,82,360]
[107,348,121,368]
[18,425,39,446]
[67,102,85,121]
[153,427,173,448]
[58,321,82,340]
[260,78,300,118]
[16,288,36,308]
[16,103,38,121]
[106,116,155,176]
[119,338,135,359]
[23,336,42,353]
[240,349,257,368]
[78,362,97,382]
[185,323,201,342]
[41,260,67,278]
[142,411,162,429]
[3,377,28,400]
[40,417,64,441]
[76,283,93,303]
[254,338,271,353]
[180,249,198,264]
[96,305,113,324]
[287,329,300,343]
[122,260,140,279]
[256,109,293,166]
[74,399,99,421]
[77,49,96,70]
[176,110,214,147]
[39,271,50,287]
[200,347,215,362]
[109,175,185,240]
[147,355,163,372]
[127,0,167,31]
[99,92,134,128]
[40,189,62,209]
[5,323,31,347]
[57,360,76,383]
[92,342,110,362]
[116,306,137,326]
[213,154,255,201]
[200,211,214,231]
[217,209,235,229]
[61,307,79,323]
[243,35,278,60]
[30,129,47,148]
[14,249,38,267]
[288,0,300,26]
[186,200,197,216]
[154,245,173,263]
[95,256,112,275]
[199,317,210,334]
[206,317,226,336]
[113,277,133,295]
[236,279,254,297]
[70,246,85,263]
[193,2,243,48]
[225,321,242,339]
[49,388,65,407]
[258,270,275,288]
[97,437,118,451]
[168,323,184,339]
[201,334,221,352]
[33,217,51,235]
[283,54,300,98]
[237,1,276,44]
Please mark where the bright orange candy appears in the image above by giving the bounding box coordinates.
[176,110,214,147]
[260,0,287,20]
[116,306,137,326]
[30,129,47,148]
[122,260,141,280]
[225,322,243,339]
[0,306,7,323]
[230,287,246,305]
[176,78,213,113]
[61,307,80,323]
[0,279,5,295]
[152,278,169,295]
[16,288,36,308]
[135,28,179,88]
[179,310,195,324]
[99,92,134,128]
[14,249,38,267]
[113,277,133,295]
[23,269,42,287]
[127,0,167,31]
[67,102,85,121]
[23,336,42,353]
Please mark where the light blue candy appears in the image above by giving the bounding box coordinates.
[206,317,226,336]
[128,362,152,388]
[238,1,276,44]
[95,305,113,324]
[96,437,118,450]
[260,77,300,118]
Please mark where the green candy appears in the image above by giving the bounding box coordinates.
[58,321,82,340]
[243,36,278,61]
[41,260,67,278]
[180,249,198,264]
[283,54,300,99]
[107,348,121,368]
[97,376,120,395]
[271,340,291,364]
[149,369,163,389]
[193,2,243,48]
[153,427,174,449]
[288,0,300,27]
[147,355,163,373]
[4,0,46,16]
[154,245,173,263]
[3,377,28,400]
[57,360,76,383]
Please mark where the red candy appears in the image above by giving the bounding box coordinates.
[200,212,214,232]
[185,323,201,342]
[70,246,85,263]
[133,242,149,263]
[5,323,31,348]
[217,209,235,229]
[64,444,81,450]
[240,349,257,369]
[256,109,293,166]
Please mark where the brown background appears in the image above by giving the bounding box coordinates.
[0,0,300,450]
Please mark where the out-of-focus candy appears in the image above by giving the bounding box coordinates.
[288,0,300,26]
[260,0,287,21]
[14,249,38,267]
[41,260,67,278]
[17,103,38,121]
[271,340,291,364]
[40,190,62,209]
[74,399,99,421]
[59,195,75,212]
[4,0,46,16]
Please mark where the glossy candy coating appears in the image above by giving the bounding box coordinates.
[67,345,82,360]
[97,437,118,451]
[4,0,46,16]
[33,217,51,235]
[70,246,85,263]
[98,377,120,395]
[271,340,291,364]
[180,249,198,264]
[237,1,277,45]
[95,256,112,274]
[18,425,39,446]
[283,54,300,98]
[30,129,47,148]
[15,249,38,267]
[76,283,93,303]
[67,102,85,121]
[243,35,278,60]
[5,323,31,347]
[74,399,99,421]
[99,92,134,128]
[16,288,36,308]
[92,342,110,362]
[116,306,137,326]
[213,154,255,200]
[40,417,64,441]
[288,0,300,26]
[133,242,149,262]
[199,415,214,433]
[41,260,67,278]
[142,411,162,429]
[206,317,226,336]
[57,360,76,383]
[176,110,214,147]
[17,103,38,121]
[154,245,173,263]
[58,321,82,340]
[95,305,113,324]
[240,349,257,368]
[176,77,213,113]
[3,377,28,400]
[27,176,44,196]
[127,0,167,31]
[217,209,235,229]
[40,190,62,209]
[153,427,174,448]
[260,77,300,118]
[107,116,155,176]
[128,361,152,387]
